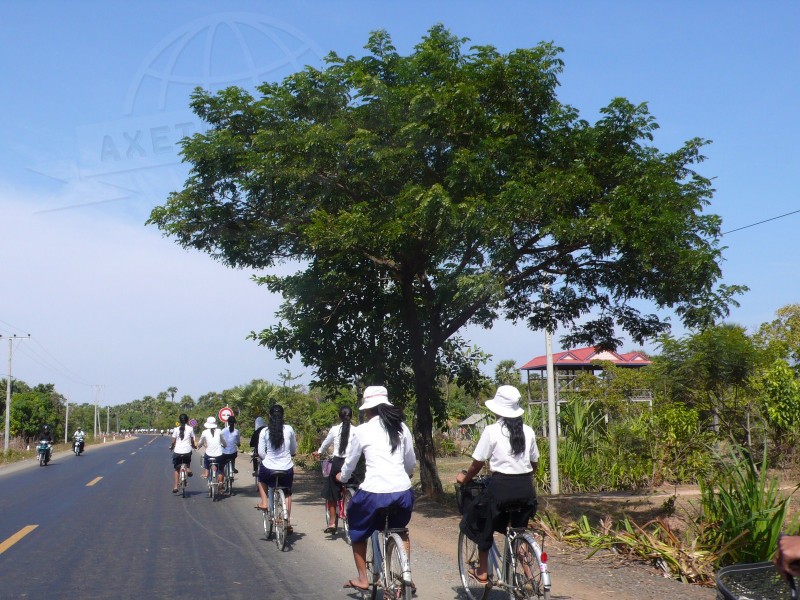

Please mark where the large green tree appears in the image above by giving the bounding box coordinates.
[149,26,740,496]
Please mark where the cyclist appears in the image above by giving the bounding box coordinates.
[197,416,227,489]
[314,405,356,534]
[73,427,86,454]
[220,414,241,476]
[256,404,298,531]
[169,413,196,493]
[250,416,268,507]
[455,385,539,586]
[337,386,416,593]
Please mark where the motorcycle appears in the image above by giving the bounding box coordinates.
[37,441,51,466]
[73,438,84,456]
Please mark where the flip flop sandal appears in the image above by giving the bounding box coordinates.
[324,526,337,534]
[468,567,489,585]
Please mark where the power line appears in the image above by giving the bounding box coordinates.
[722,209,800,235]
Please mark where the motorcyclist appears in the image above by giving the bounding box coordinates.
[73,427,86,453]
[38,424,54,461]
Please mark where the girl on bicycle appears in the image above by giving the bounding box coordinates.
[314,405,356,534]
[197,416,227,488]
[257,404,298,531]
[169,413,196,493]
[455,385,539,585]
[220,414,241,475]
[337,386,416,593]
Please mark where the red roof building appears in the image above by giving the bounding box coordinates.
[520,347,652,371]
[520,346,653,428]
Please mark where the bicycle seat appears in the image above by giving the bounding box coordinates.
[270,470,289,477]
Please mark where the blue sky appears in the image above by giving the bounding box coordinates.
[1,1,798,406]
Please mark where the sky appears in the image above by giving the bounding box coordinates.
[1,1,799,407]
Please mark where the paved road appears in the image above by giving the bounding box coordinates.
[0,435,375,599]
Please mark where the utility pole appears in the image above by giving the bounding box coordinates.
[2,334,31,454]
[106,405,110,435]
[65,396,70,444]
[545,328,559,495]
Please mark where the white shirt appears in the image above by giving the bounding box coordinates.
[258,424,297,471]
[472,420,539,475]
[220,427,240,455]
[339,415,415,493]
[317,422,357,458]
[197,428,226,457]
[172,426,195,454]
[74,430,85,440]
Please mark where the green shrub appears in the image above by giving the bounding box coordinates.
[695,444,797,566]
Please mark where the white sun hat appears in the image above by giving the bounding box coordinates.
[360,385,392,411]
[203,416,218,429]
[485,385,524,418]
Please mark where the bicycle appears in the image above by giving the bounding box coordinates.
[206,457,221,501]
[362,505,414,600]
[456,479,551,600]
[324,479,357,545]
[261,470,291,551]
[716,561,796,599]
[178,461,190,498]
[223,459,235,496]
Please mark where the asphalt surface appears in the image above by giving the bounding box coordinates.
[0,435,372,599]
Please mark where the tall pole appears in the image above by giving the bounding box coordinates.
[5,337,11,454]
[106,406,110,435]
[64,397,70,444]
[545,328,560,495]
[3,334,30,454]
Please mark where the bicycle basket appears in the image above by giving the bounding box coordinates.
[455,479,486,515]
[322,459,332,477]
[716,561,794,600]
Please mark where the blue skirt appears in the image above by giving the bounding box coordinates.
[346,488,413,544]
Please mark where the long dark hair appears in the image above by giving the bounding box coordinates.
[502,416,525,455]
[376,404,404,454]
[338,406,353,455]
[227,415,236,433]
[178,413,189,440]
[268,404,285,450]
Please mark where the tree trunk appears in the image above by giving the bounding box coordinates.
[411,356,445,500]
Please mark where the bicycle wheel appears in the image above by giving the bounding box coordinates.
[458,531,489,600]
[364,533,379,600]
[386,533,413,600]
[509,535,549,600]
[210,465,218,501]
[180,469,187,498]
[273,488,287,550]
[262,508,273,540]
[341,487,353,545]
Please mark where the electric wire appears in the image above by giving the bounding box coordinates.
[722,209,800,235]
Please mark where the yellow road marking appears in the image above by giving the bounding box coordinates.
[86,477,103,486]
[0,525,38,556]
[117,460,125,464]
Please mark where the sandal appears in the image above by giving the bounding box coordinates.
[172,488,178,493]
[324,526,337,534]
[467,567,488,585]
[286,524,294,534]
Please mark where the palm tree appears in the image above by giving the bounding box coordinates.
[167,386,178,403]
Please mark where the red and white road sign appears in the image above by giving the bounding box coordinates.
[218,406,234,422]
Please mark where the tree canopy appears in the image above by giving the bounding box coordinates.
[148,25,741,496]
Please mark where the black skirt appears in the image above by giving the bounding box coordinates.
[459,472,537,551]
[320,456,346,502]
